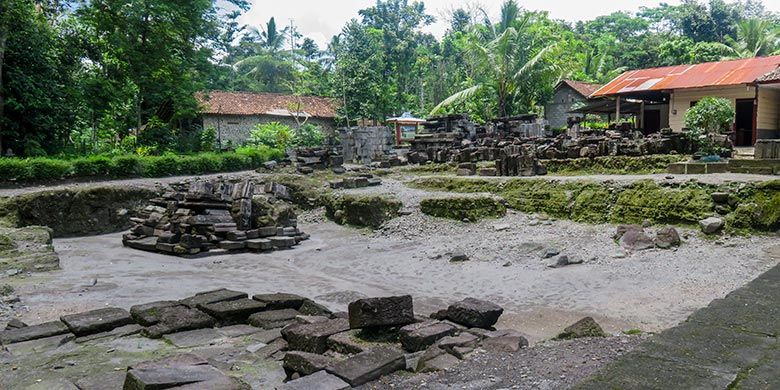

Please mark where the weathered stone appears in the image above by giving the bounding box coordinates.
[141,306,216,339]
[60,307,133,337]
[449,252,470,262]
[74,324,143,343]
[270,236,296,248]
[283,351,335,377]
[446,298,503,329]
[74,371,127,390]
[248,309,301,329]
[619,229,655,251]
[613,224,643,240]
[216,324,262,338]
[24,378,79,390]
[348,295,414,329]
[163,328,224,348]
[655,226,682,249]
[711,192,730,203]
[399,321,458,352]
[130,301,183,326]
[218,240,246,250]
[298,299,333,317]
[326,330,368,354]
[0,320,69,345]
[557,316,607,339]
[325,346,406,387]
[480,332,529,352]
[437,332,480,354]
[419,352,460,372]
[700,217,725,234]
[281,318,350,354]
[278,370,350,390]
[123,354,235,390]
[252,293,306,310]
[197,298,266,324]
[5,318,27,329]
[179,288,247,309]
[246,238,273,251]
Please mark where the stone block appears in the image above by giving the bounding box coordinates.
[60,307,134,337]
[348,295,414,329]
[179,288,247,309]
[226,231,247,241]
[270,236,296,248]
[246,239,273,251]
[325,346,406,387]
[399,321,458,352]
[123,353,237,390]
[278,370,350,390]
[298,300,333,317]
[197,298,267,324]
[446,298,503,329]
[248,309,301,329]
[257,226,278,237]
[130,301,183,326]
[0,320,70,345]
[283,351,335,377]
[163,328,224,348]
[281,319,350,354]
[141,306,216,339]
[218,241,246,250]
[419,352,460,372]
[74,324,143,343]
[253,293,306,310]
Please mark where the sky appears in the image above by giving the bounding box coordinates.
[236,0,706,48]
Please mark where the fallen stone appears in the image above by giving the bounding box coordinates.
[246,238,273,251]
[60,307,133,337]
[253,293,306,310]
[480,332,529,352]
[123,359,232,390]
[557,316,607,339]
[326,346,406,387]
[130,301,183,326]
[278,370,350,390]
[655,226,682,249]
[74,371,127,390]
[348,295,414,329]
[179,288,247,308]
[250,337,288,358]
[141,306,216,339]
[547,254,575,268]
[218,241,246,250]
[74,324,143,343]
[5,318,27,329]
[0,320,69,345]
[283,351,335,377]
[449,252,470,262]
[437,332,480,354]
[282,318,350,354]
[215,324,262,338]
[326,330,369,354]
[298,299,333,317]
[399,321,458,352]
[613,224,643,240]
[446,298,503,329]
[619,229,655,251]
[700,217,725,234]
[711,192,730,203]
[248,309,301,329]
[419,352,460,373]
[540,247,560,259]
[163,328,224,348]
[270,236,296,248]
[198,298,267,324]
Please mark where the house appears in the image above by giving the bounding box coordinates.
[544,79,603,129]
[591,56,780,146]
[197,91,339,146]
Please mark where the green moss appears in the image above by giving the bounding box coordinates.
[401,163,456,174]
[571,184,613,223]
[610,180,713,225]
[265,174,329,209]
[545,155,688,176]
[324,194,402,229]
[725,182,780,232]
[623,329,643,335]
[420,196,507,221]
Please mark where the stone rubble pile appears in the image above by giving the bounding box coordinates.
[328,175,382,190]
[122,180,309,256]
[291,147,344,174]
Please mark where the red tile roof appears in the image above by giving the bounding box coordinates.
[197,91,339,118]
[559,79,603,98]
[592,55,780,97]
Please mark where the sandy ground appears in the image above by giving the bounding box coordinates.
[4,178,779,346]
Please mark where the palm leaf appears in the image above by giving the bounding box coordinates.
[429,85,483,116]
[512,43,556,81]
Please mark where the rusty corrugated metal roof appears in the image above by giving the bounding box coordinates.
[197,91,339,118]
[591,56,780,97]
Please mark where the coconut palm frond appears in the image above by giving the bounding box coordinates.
[429,85,483,116]
[512,43,557,81]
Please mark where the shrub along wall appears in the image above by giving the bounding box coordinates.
[409,177,780,233]
[0,147,283,184]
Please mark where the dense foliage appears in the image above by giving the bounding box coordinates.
[1,0,778,157]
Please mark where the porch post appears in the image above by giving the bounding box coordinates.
[639,101,645,130]
[615,97,621,123]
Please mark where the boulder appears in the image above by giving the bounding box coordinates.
[248,309,301,329]
[399,321,458,352]
[654,226,681,249]
[278,370,349,390]
[197,298,266,324]
[348,295,414,329]
[281,318,350,354]
[613,224,643,240]
[557,316,607,339]
[619,229,655,251]
[700,217,724,234]
[0,320,70,344]
[60,307,134,337]
[283,351,335,378]
[446,298,503,329]
[326,346,406,387]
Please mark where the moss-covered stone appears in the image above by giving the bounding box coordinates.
[725,180,780,232]
[324,194,402,229]
[264,174,329,209]
[0,186,156,238]
[0,226,59,273]
[610,180,713,225]
[545,155,688,176]
[420,197,506,221]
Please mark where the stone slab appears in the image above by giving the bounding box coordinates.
[446,298,504,329]
[141,306,217,339]
[348,295,415,329]
[179,288,247,308]
[216,324,262,338]
[74,371,127,390]
[281,318,350,354]
[123,365,227,390]
[252,293,306,310]
[130,301,183,326]
[24,378,79,390]
[163,328,225,348]
[0,320,70,345]
[325,346,406,386]
[218,240,246,250]
[278,370,350,390]
[399,321,458,352]
[248,309,301,329]
[197,298,266,324]
[246,239,273,251]
[269,236,296,248]
[60,307,134,337]
[74,324,143,343]
[283,351,335,377]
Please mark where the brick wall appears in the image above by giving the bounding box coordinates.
[545,86,586,129]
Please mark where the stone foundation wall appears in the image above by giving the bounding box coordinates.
[203,114,337,146]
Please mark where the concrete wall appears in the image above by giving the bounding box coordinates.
[202,114,338,146]
[669,85,755,131]
[545,86,587,129]
[757,87,780,139]
[339,126,393,164]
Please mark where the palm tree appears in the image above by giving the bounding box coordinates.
[430,12,558,118]
[721,18,779,58]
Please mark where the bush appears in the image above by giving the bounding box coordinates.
[219,153,251,172]
[0,158,28,181]
[142,155,180,177]
[685,97,735,133]
[235,145,284,166]
[247,122,293,150]
[201,127,217,152]
[72,155,113,177]
[111,155,143,177]
[292,124,324,147]
[180,154,222,174]
[25,158,71,181]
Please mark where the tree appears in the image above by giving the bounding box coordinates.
[722,18,779,58]
[334,20,387,123]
